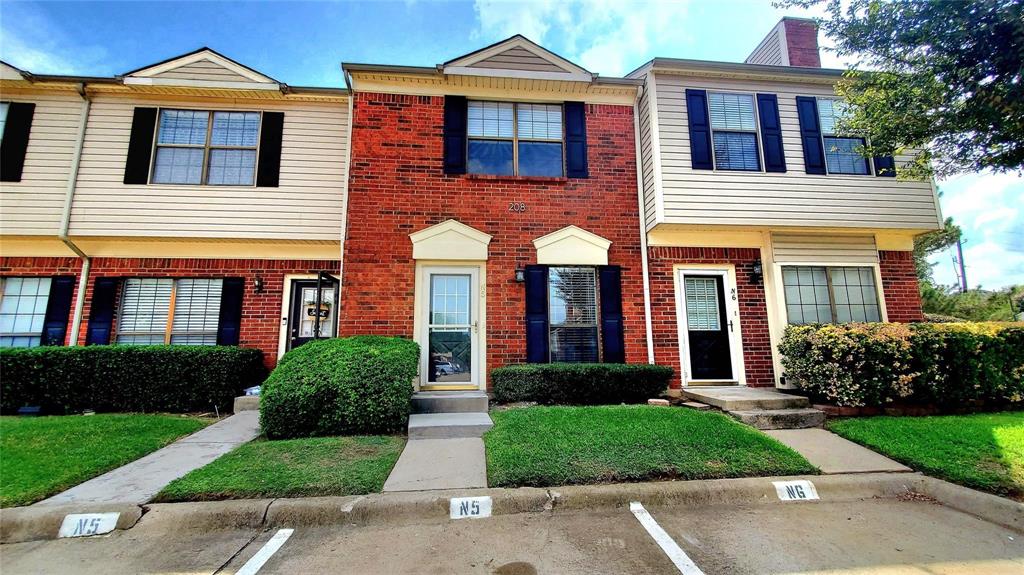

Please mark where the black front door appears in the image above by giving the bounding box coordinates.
[683,275,733,380]
[288,279,338,351]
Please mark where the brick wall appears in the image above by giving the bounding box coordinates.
[342,93,648,386]
[784,18,821,68]
[879,250,924,322]
[647,247,775,389]
[0,256,339,368]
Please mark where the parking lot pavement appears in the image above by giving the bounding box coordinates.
[3,498,1022,574]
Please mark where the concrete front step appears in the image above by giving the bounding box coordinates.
[411,391,489,414]
[407,412,493,439]
[730,408,826,430]
[682,386,810,411]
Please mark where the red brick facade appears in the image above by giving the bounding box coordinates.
[784,18,821,68]
[647,247,775,389]
[340,93,648,385]
[879,250,925,323]
[0,256,339,369]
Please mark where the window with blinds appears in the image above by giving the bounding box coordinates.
[0,277,51,348]
[783,266,881,325]
[708,93,760,171]
[467,101,563,177]
[152,109,261,185]
[817,98,870,175]
[548,267,598,362]
[117,278,223,345]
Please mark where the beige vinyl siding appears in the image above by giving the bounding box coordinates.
[651,72,941,230]
[469,47,566,73]
[772,233,878,263]
[0,91,84,235]
[745,27,785,66]
[153,60,254,83]
[69,95,348,241]
[637,85,659,230]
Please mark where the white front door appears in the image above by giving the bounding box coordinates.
[420,266,481,390]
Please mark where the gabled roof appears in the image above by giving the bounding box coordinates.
[0,60,28,81]
[443,35,593,82]
[122,47,280,90]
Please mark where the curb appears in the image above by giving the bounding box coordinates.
[3,472,1021,543]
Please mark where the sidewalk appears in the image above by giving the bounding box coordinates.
[35,412,260,506]
[764,428,912,474]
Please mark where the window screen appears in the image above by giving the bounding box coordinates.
[684,277,721,331]
[818,99,870,175]
[152,109,260,185]
[117,278,223,345]
[0,277,51,348]
[467,101,563,177]
[708,93,760,171]
[783,266,880,324]
[548,267,598,363]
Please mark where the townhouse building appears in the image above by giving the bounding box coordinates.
[0,18,941,393]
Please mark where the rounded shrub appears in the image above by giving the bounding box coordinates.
[260,336,419,439]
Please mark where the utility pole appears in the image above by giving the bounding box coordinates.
[955,238,968,292]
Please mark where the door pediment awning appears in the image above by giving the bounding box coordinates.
[533,225,611,266]
[410,219,492,261]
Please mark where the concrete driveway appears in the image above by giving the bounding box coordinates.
[3,496,1022,574]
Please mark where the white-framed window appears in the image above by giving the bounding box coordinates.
[708,92,761,171]
[151,109,261,186]
[782,266,881,324]
[548,266,599,362]
[0,102,9,143]
[0,277,51,348]
[117,278,223,345]
[467,101,563,177]
[817,99,870,175]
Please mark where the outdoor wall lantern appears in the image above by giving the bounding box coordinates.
[253,277,265,293]
[750,260,764,285]
[514,267,526,283]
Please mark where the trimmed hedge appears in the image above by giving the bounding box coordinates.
[491,363,673,405]
[0,345,266,415]
[779,322,1024,407]
[260,336,419,439]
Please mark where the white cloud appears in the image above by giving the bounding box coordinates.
[0,4,113,75]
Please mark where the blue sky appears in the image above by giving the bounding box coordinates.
[1,0,1020,289]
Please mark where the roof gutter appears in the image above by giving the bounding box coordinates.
[58,82,92,345]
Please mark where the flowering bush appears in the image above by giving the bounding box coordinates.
[779,322,1024,408]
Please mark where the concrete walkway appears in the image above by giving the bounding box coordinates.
[382,438,487,492]
[765,428,912,474]
[36,411,260,506]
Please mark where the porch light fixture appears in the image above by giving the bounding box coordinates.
[253,277,265,293]
[514,267,526,283]
[750,260,764,285]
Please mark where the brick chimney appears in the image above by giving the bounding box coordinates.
[745,17,821,68]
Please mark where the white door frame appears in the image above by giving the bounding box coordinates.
[277,273,340,359]
[416,264,484,391]
[673,265,747,386]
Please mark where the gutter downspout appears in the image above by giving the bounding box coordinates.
[632,85,656,364]
[59,83,91,345]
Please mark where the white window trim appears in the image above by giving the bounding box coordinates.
[148,107,263,187]
[770,261,889,326]
[706,90,764,173]
[466,100,565,177]
[672,264,747,387]
[816,97,875,177]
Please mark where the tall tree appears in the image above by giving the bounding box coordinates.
[779,0,1024,179]
[913,216,961,283]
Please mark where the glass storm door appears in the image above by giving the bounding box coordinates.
[422,268,479,389]
[682,274,733,381]
[288,279,338,351]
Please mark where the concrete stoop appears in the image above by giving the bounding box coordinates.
[407,412,493,439]
[682,386,825,430]
[411,391,489,414]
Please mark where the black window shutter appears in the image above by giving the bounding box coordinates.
[256,112,284,187]
[123,107,158,184]
[795,96,827,175]
[564,101,588,178]
[443,96,468,175]
[598,266,625,364]
[0,102,36,182]
[86,278,118,345]
[873,155,896,177]
[757,94,786,173]
[524,265,549,363]
[685,89,713,170]
[41,276,75,346]
[216,278,245,345]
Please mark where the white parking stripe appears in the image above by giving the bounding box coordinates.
[630,502,706,575]
[236,528,294,575]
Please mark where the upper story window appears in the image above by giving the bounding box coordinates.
[467,101,563,177]
[117,278,223,345]
[0,102,9,143]
[152,109,261,186]
[708,93,761,171]
[783,265,880,324]
[817,99,870,175]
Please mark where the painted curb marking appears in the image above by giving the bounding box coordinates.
[630,502,706,575]
[450,496,492,519]
[773,479,820,501]
[236,528,294,575]
[58,513,120,538]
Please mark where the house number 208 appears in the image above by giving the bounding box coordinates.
[508,202,527,212]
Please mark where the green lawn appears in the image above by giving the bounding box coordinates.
[154,435,405,502]
[829,411,1024,499]
[485,405,817,487]
[1,414,209,507]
